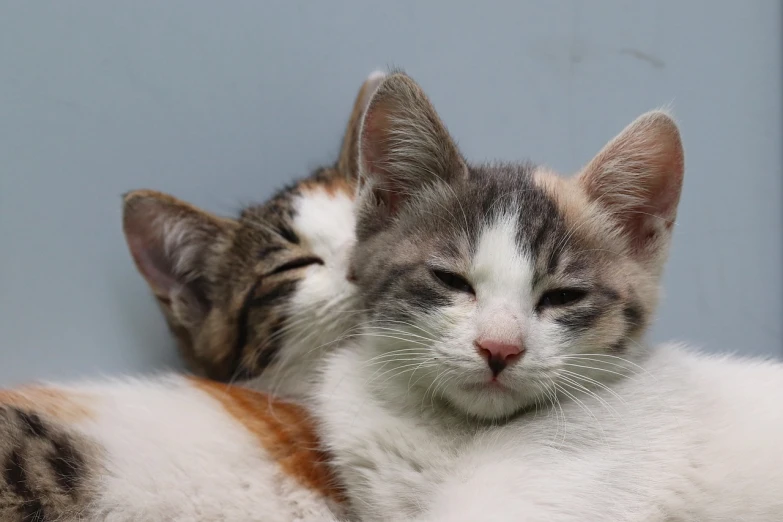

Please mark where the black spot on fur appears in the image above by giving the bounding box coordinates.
[16,410,47,438]
[5,449,46,521]
[48,438,84,495]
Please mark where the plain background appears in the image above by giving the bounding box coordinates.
[1,1,781,385]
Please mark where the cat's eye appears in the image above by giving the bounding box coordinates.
[537,288,587,310]
[430,269,475,295]
[269,256,323,276]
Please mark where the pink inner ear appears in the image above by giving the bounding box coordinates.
[360,104,392,177]
[126,230,178,296]
[626,154,684,251]
[360,102,402,213]
[581,112,684,229]
[124,206,181,296]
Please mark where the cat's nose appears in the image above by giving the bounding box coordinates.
[475,339,524,377]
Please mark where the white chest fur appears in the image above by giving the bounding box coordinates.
[316,344,783,521]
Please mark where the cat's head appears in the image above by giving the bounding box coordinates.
[121,72,386,398]
[350,73,684,420]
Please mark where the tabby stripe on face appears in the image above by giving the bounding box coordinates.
[253,316,286,373]
[404,280,452,311]
[230,280,300,379]
[554,287,620,332]
[555,307,603,331]
[609,300,646,353]
[257,245,285,259]
[231,279,263,378]
[369,264,418,308]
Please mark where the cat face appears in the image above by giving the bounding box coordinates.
[350,73,684,420]
[121,72,386,398]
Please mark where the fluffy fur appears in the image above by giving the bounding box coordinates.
[0,71,389,522]
[0,376,345,521]
[308,72,783,521]
[121,72,387,399]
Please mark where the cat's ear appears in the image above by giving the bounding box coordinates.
[337,70,388,179]
[577,110,684,272]
[356,72,467,236]
[122,190,238,329]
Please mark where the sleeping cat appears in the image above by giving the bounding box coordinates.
[307,72,783,521]
[121,73,382,399]
[0,71,384,522]
[0,376,345,521]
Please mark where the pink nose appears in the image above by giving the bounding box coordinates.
[475,339,524,377]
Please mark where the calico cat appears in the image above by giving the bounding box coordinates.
[0,376,344,521]
[308,72,783,521]
[121,72,384,399]
[0,71,385,522]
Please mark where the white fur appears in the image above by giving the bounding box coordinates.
[313,218,783,521]
[470,214,535,348]
[317,342,783,521]
[57,375,341,521]
[246,186,359,399]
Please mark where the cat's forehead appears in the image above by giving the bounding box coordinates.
[415,164,566,247]
[407,163,614,280]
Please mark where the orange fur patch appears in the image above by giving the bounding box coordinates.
[0,387,95,422]
[190,378,345,503]
[299,171,354,198]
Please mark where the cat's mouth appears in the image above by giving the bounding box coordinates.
[460,380,511,393]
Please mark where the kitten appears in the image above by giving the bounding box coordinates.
[122,72,384,399]
[312,72,783,521]
[0,72,385,522]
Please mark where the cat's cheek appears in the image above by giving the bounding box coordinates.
[523,320,563,359]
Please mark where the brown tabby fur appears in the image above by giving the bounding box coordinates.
[123,74,381,383]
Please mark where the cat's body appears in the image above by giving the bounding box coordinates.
[319,343,783,521]
[0,376,344,521]
[0,72,381,522]
[306,72,783,521]
[121,73,379,399]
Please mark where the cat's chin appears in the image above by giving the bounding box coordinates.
[442,381,531,421]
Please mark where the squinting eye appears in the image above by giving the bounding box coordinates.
[430,269,475,295]
[537,288,587,310]
[269,256,323,276]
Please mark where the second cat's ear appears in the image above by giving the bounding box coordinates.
[577,111,684,272]
[122,190,238,329]
[356,72,467,237]
[337,70,388,179]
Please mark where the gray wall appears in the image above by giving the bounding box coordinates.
[1,1,781,385]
